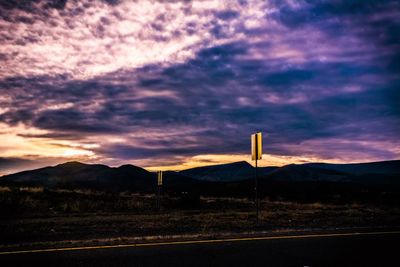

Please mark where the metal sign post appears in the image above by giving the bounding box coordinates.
[251,132,262,224]
[157,171,163,211]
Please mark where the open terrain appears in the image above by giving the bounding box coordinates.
[0,160,399,251]
[0,186,400,250]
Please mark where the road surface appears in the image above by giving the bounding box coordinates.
[1,231,399,266]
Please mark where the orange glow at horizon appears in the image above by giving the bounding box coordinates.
[1,122,398,175]
[144,153,350,172]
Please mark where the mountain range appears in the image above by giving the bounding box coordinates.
[0,160,399,198]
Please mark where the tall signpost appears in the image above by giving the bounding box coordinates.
[157,171,163,211]
[251,132,262,223]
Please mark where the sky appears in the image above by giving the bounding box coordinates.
[0,0,399,175]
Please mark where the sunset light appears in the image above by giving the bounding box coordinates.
[0,0,399,174]
[0,1,399,265]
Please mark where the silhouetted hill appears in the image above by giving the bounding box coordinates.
[0,161,211,193]
[178,160,400,203]
[265,164,349,182]
[1,160,399,203]
[263,161,400,185]
[178,160,400,185]
[305,160,400,175]
[0,161,154,191]
[180,161,278,182]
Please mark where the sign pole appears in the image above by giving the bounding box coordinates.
[255,157,259,224]
[157,171,163,211]
[157,183,161,211]
[251,132,262,224]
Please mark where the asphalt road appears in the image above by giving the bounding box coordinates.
[1,232,399,267]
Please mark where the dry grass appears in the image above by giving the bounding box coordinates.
[0,187,399,246]
[2,202,399,246]
[0,186,11,193]
[19,187,44,193]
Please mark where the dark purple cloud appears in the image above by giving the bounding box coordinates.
[0,0,399,172]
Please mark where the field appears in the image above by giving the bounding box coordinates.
[1,186,400,250]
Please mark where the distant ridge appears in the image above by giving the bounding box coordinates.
[265,164,349,182]
[1,160,399,192]
[264,160,400,185]
[179,161,278,182]
[178,160,400,185]
[0,161,204,192]
[180,161,252,182]
[0,161,153,191]
[305,160,400,175]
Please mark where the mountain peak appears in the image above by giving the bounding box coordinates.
[56,161,87,167]
[184,161,252,171]
[230,161,252,166]
[117,164,148,172]
[118,164,137,169]
[180,160,255,182]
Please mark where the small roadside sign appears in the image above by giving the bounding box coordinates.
[251,132,262,161]
[157,171,163,186]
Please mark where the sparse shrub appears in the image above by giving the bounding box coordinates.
[19,187,44,193]
[63,200,81,213]
[0,186,11,193]
[20,195,42,209]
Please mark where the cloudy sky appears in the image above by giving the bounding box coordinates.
[0,0,399,174]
